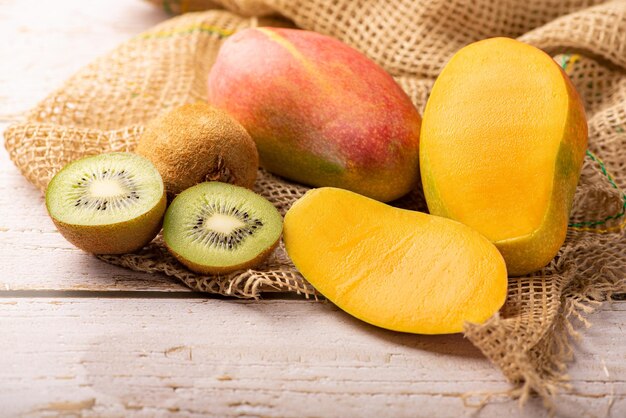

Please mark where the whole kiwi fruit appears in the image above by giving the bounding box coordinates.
[45,152,166,254]
[136,102,258,198]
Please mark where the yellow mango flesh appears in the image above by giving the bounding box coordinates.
[283,188,508,334]
[420,38,587,276]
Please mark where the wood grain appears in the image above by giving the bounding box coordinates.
[1,298,625,418]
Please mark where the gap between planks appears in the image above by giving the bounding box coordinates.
[0,289,308,300]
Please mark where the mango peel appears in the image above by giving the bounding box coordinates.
[208,28,421,202]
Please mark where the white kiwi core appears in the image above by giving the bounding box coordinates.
[204,213,246,234]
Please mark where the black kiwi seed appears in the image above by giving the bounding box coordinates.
[69,168,142,212]
[188,202,264,250]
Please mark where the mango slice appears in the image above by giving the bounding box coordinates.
[420,38,587,276]
[283,188,508,334]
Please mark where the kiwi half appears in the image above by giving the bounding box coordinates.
[163,182,282,274]
[46,152,166,254]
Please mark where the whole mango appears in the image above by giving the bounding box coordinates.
[208,28,421,202]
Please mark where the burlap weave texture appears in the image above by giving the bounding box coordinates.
[4,0,626,404]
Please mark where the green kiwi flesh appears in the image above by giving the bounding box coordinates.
[46,152,166,254]
[163,182,283,274]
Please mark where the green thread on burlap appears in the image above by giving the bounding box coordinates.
[558,54,626,230]
[137,23,234,40]
[568,150,626,229]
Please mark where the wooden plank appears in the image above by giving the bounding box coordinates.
[0,298,624,417]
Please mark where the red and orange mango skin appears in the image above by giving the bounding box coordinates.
[420,38,588,276]
[208,28,421,202]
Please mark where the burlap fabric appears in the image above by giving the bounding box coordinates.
[4,0,625,405]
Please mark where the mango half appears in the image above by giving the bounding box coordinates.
[283,188,508,334]
[420,38,587,276]
[208,28,421,202]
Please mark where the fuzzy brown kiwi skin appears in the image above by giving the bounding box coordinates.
[165,232,282,275]
[136,102,259,198]
[48,192,166,254]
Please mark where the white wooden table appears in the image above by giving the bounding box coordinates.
[0,1,624,416]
